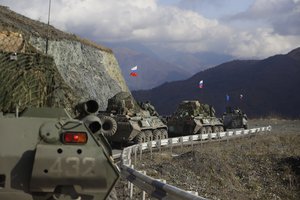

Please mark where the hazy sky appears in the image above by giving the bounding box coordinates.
[1,0,300,58]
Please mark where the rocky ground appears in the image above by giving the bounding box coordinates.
[114,119,300,200]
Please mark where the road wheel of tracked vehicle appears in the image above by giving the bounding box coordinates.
[212,126,219,133]
[144,130,153,142]
[134,132,146,144]
[199,127,206,134]
[153,129,162,140]
[206,126,212,133]
[161,129,168,139]
[100,115,117,137]
[160,129,168,139]
[219,126,224,132]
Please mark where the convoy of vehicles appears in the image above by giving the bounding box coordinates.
[98,94,248,143]
[0,92,249,200]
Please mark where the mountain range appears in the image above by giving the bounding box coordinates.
[132,47,300,119]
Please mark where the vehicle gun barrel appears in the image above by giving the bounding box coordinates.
[75,100,101,133]
[75,100,99,115]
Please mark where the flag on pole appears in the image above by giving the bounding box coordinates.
[198,80,203,88]
[240,94,243,100]
[226,94,230,102]
[131,66,138,71]
[130,65,138,77]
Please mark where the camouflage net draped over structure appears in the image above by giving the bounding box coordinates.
[106,92,141,115]
[0,51,77,114]
[175,100,216,117]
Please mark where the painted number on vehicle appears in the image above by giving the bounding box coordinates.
[49,157,96,177]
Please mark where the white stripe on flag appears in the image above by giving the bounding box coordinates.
[131,66,138,71]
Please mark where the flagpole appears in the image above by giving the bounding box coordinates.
[46,0,52,54]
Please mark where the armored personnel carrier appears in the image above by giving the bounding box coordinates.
[0,100,119,200]
[100,92,168,145]
[167,100,224,137]
[222,106,248,130]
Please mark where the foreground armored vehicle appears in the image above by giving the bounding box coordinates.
[100,92,168,145]
[0,100,119,200]
[223,106,248,130]
[167,100,224,137]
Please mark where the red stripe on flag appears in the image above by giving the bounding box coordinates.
[130,72,138,77]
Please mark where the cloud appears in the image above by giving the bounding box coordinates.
[271,7,300,35]
[242,0,294,18]
[231,0,300,35]
[227,28,300,58]
[1,0,300,58]
[0,0,49,21]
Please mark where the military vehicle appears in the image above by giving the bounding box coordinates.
[99,92,168,145]
[0,100,120,200]
[222,106,248,130]
[167,100,224,137]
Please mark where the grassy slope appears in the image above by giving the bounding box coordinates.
[125,119,300,200]
[0,6,112,53]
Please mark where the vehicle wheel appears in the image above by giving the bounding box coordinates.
[144,130,153,142]
[243,124,248,129]
[100,115,117,137]
[134,132,146,144]
[153,129,162,140]
[212,126,219,133]
[206,126,212,133]
[219,126,224,132]
[161,129,168,139]
[199,127,206,134]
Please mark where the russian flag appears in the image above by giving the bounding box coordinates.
[199,80,203,88]
[130,66,138,77]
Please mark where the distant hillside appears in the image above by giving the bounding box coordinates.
[103,42,234,90]
[154,50,234,74]
[133,47,300,119]
[112,46,191,90]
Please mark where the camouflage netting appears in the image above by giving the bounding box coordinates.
[106,92,141,114]
[0,50,78,114]
[175,100,216,117]
[1,8,130,111]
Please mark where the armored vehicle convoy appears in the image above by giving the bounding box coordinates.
[223,106,248,130]
[100,92,168,144]
[0,100,119,200]
[167,100,224,137]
